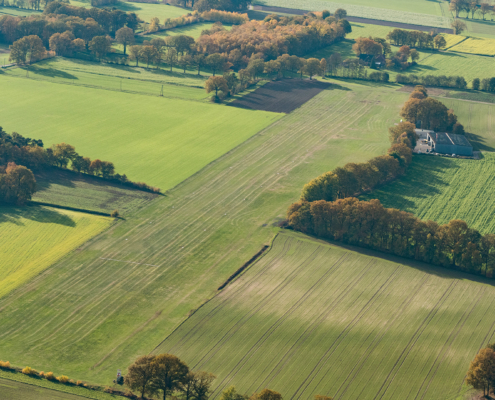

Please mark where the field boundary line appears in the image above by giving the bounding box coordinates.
[292,265,403,400]
[148,233,281,355]
[373,280,459,400]
[99,257,160,267]
[211,248,349,397]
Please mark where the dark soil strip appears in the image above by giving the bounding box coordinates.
[218,245,269,290]
[229,79,332,113]
[28,201,113,217]
[252,5,454,34]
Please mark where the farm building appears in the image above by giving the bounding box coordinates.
[415,129,473,156]
[359,54,386,68]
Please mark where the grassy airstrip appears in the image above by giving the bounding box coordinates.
[157,231,495,400]
[0,74,279,191]
[0,81,407,383]
[0,206,111,299]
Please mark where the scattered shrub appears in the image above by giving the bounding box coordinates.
[39,371,45,378]
[45,372,56,381]
[57,375,70,383]
[0,361,11,369]
[124,389,138,399]
[110,210,119,218]
[76,380,84,386]
[22,366,37,376]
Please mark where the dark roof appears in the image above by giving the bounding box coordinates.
[358,54,385,63]
[429,132,472,148]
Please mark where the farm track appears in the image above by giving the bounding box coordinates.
[0,84,411,384]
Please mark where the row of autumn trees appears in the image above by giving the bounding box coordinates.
[287,88,495,277]
[125,353,333,400]
[0,126,160,204]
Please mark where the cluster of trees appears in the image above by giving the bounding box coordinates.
[196,13,349,61]
[44,1,138,34]
[386,29,446,49]
[474,77,495,92]
[449,0,495,20]
[288,87,493,277]
[0,162,36,205]
[0,127,160,194]
[395,73,468,89]
[400,86,464,133]
[287,198,495,276]
[467,343,495,397]
[125,353,332,400]
[301,123,415,202]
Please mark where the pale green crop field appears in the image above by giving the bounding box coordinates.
[0,82,409,384]
[157,231,495,400]
[363,154,495,234]
[2,58,208,100]
[256,0,450,27]
[0,206,111,299]
[0,74,280,190]
[69,0,186,23]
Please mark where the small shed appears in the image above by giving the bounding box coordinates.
[427,132,473,156]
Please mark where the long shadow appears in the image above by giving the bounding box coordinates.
[0,205,76,227]
[465,131,495,152]
[361,156,457,210]
[66,57,140,74]
[22,66,78,80]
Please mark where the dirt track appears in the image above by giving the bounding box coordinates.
[252,5,454,34]
[229,79,332,113]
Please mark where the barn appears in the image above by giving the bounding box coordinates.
[427,132,473,156]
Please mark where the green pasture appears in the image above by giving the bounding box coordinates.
[363,154,495,234]
[256,0,449,27]
[445,90,495,104]
[0,5,40,16]
[33,168,158,214]
[346,22,397,40]
[438,96,495,149]
[0,371,122,400]
[157,230,495,400]
[0,81,409,384]
[3,58,208,100]
[0,205,111,299]
[69,0,186,23]
[142,22,231,41]
[0,74,279,190]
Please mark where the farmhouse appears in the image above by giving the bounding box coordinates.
[414,129,473,156]
[359,54,386,68]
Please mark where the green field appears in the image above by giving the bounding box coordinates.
[0,5,41,16]
[346,22,397,40]
[33,168,158,214]
[3,58,208,100]
[0,205,111,299]
[156,231,495,400]
[142,22,231,41]
[0,74,279,190]
[0,81,408,384]
[257,0,449,27]
[399,50,495,84]
[437,96,495,150]
[363,154,495,234]
[0,371,122,400]
[69,0,186,23]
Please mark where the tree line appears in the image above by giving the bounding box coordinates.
[287,88,495,277]
[124,353,333,400]
[0,126,160,205]
[449,0,495,20]
[386,29,446,49]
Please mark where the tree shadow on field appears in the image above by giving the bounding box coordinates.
[361,155,456,210]
[0,205,76,227]
[22,66,78,80]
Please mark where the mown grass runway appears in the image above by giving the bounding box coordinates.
[0,74,280,191]
[0,81,407,383]
[157,231,495,400]
[0,206,111,299]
